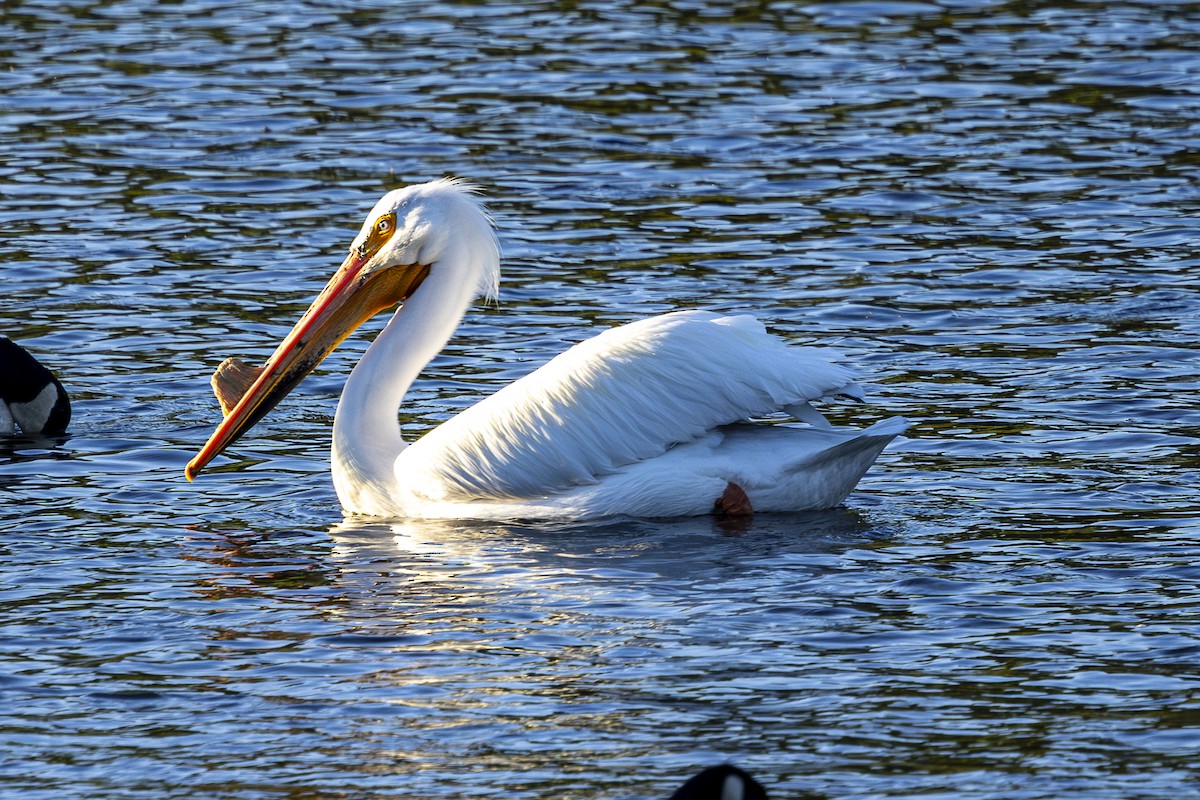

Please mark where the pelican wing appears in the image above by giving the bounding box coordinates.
[401,310,863,501]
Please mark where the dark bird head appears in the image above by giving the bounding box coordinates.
[0,337,70,436]
[669,765,768,800]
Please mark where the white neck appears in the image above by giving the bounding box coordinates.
[330,268,476,515]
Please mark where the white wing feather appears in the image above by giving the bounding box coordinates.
[400,310,862,501]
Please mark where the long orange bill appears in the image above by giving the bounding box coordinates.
[185,252,429,481]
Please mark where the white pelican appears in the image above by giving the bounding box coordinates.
[1,337,70,436]
[186,179,906,519]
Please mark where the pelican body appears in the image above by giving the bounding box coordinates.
[187,180,905,519]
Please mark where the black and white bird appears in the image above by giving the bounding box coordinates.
[0,337,70,436]
[669,765,768,800]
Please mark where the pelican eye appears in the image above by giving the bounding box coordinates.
[357,211,398,259]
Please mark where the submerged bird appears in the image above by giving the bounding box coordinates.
[0,337,70,436]
[670,765,768,800]
[186,179,905,519]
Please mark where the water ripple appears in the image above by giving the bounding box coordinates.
[3,0,1200,798]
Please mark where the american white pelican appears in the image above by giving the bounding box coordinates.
[0,337,70,436]
[186,179,905,519]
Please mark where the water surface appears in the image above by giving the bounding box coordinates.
[3,1,1200,797]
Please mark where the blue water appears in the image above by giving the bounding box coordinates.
[3,1,1200,797]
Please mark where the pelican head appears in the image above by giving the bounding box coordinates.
[185,178,498,481]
